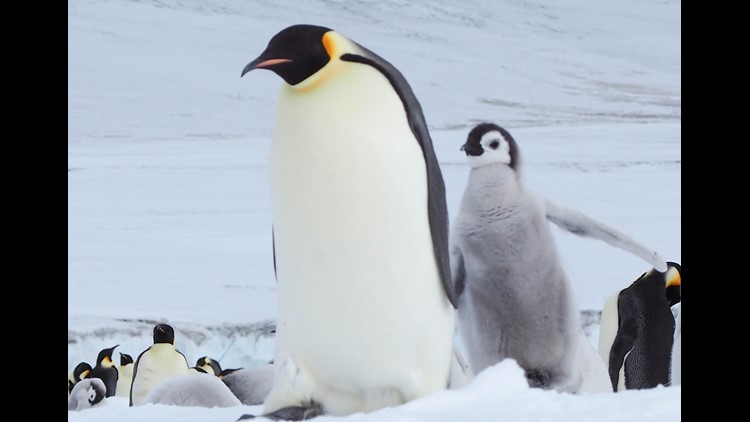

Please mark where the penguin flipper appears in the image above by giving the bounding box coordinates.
[450,245,466,300]
[543,197,667,272]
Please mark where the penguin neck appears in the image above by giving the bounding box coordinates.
[463,164,523,213]
[150,343,176,353]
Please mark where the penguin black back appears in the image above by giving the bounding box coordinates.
[88,345,119,397]
[609,268,676,390]
[68,362,92,393]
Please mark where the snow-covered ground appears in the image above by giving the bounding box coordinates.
[68,0,680,420]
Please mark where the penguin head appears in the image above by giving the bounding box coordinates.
[84,378,107,406]
[95,345,119,368]
[665,261,681,307]
[461,123,520,170]
[153,323,176,345]
[242,24,362,90]
[195,356,223,376]
[73,362,92,381]
[119,352,134,367]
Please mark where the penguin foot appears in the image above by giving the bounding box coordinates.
[236,403,323,421]
[525,369,552,389]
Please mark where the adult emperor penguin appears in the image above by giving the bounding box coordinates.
[598,262,681,391]
[115,352,134,398]
[240,24,456,419]
[129,323,189,406]
[68,362,92,394]
[190,356,222,376]
[450,123,664,393]
[88,345,119,397]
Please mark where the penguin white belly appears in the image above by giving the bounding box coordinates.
[265,63,454,415]
[130,344,189,406]
[115,365,133,398]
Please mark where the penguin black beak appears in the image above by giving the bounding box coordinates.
[461,142,484,156]
[241,54,293,77]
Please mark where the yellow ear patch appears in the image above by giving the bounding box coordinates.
[322,31,337,58]
[666,267,681,287]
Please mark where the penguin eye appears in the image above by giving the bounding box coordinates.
[88,387,96,402]
[489,141,500,150]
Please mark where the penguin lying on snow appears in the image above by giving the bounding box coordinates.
[240,24,456,420]
[143,373,241,408]
[450,123,665,393]
[129,323,189,406]
[221,363,275,406]
[598,262,681,391]
[68,378,107,411]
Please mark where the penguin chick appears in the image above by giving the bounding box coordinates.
[144,373,241,408]
[451,122,611,393]
[68,378,107,411]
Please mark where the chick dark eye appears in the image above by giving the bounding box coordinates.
[489,141,500,149]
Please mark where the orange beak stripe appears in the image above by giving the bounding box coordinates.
[255,58,292,68]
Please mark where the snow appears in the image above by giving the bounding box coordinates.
[68,0,680,420]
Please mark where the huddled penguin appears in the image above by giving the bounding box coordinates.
[190,356,222,376]
[129,323,189,406]
[68,377,107,411]
[88,345,119,397]
[450,123,663,393]
[68,362,92,394]
[143,373,241,408]
[598,262,681,391]
[221,363,275,406]
[115,352,134,398]
[240,24,456,419]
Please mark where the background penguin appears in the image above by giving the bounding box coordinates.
[143,373,241,408]
[115,352,134,398]
[450,122,659,393]
[241,24,456,420]
[221,363,274,406]
[68,377,107,411]
[88,345,119,397]
[670,301,681,386]
[190,356,222,376]
[129,323,189,406]
[68,362,92,395]
[598,262,681,391]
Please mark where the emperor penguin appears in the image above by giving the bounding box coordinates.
[598,262,681,391]
[190,356,222,376]
[68,362,92,394]
[68,377,107,411]
[88,345,119,397]
[115,352,134,398]
[240,24,456,419]
[450,123,663,393]
[129,323,189,406]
